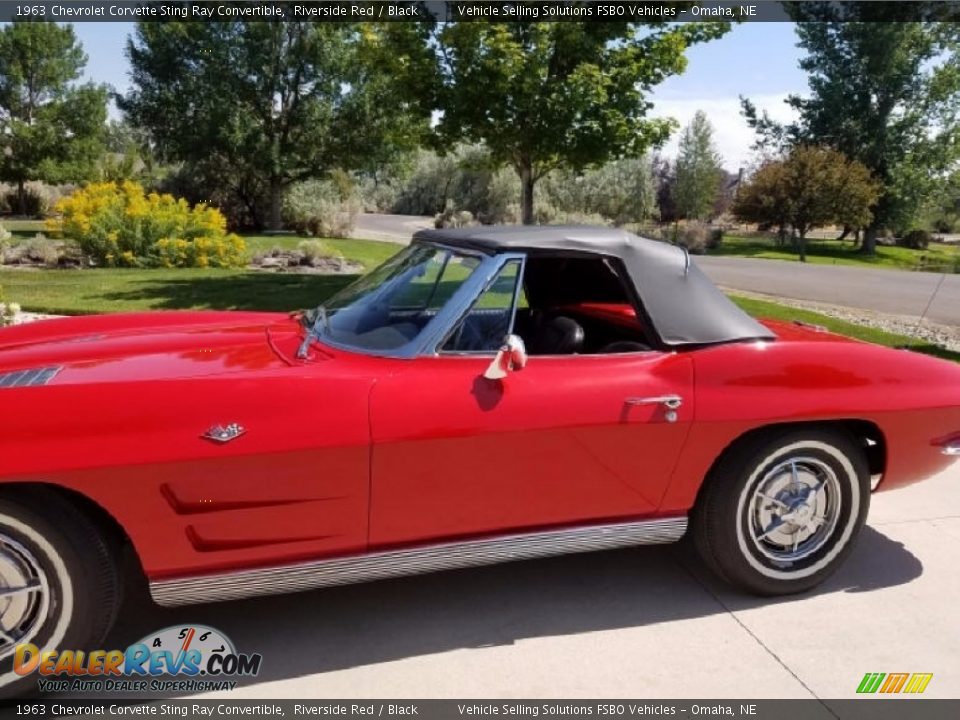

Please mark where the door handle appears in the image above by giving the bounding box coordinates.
[625,394,683,422]
[625,395,683,410]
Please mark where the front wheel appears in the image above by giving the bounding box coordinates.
[0,489,122,695]
[693,429,870,595]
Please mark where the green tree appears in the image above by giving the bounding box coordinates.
[733,160,792,245]
[742,5,960,253]
[919,170,960,233]
[97,120,163,184]
[733,146,880,262]
[121,22,427,230]
[391,12,729,224]
[0,22,107,215]
[540,157,657,226]
[673,110,723,221]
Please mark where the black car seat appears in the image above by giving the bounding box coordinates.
[528,315,585,355]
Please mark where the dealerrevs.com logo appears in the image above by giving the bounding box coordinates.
[14,625,262,694]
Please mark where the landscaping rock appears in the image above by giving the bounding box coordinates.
[728,289,960,352]
[8,311,61,326]
[250,247,362,274]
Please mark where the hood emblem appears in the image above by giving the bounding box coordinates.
[203,423,246,444]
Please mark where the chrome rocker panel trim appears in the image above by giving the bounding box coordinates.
[150,516,687,607]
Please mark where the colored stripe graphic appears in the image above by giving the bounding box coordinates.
[880,673,909,693]
[904,673,933,694]
[857,672,885,693]
[857,672,932,694]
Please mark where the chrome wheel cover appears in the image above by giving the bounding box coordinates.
[747,456,842,565]
[0,533,50,661]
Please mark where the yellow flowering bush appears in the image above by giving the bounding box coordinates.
[47,181,246,268]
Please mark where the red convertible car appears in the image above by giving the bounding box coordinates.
[1,226,958,682]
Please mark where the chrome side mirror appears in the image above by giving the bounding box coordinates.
[483,334,528,380]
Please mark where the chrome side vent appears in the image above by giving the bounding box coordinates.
[0,367,61,389]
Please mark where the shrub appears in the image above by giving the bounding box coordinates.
[392,151,461,216]
[284,180,360,239]
[21,234,61,267]
[0,182,69,218]
[707,227,724,250]
[48,181,246,268]
[897,229,931,250]
[540,158,657,226]
[434,202,478,229]
[392,147,520,225]
[357,177,401,214]
[529,200,610,227]
[0,286,18,327]
[297,239,340,266]
[671,221,723,255]
[158,163,267,231]
[154,236,248,269]
[0,224,10,264]
[390,147,659,227]
[3,188,45,217]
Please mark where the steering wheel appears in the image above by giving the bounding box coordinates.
[451,316,486,351]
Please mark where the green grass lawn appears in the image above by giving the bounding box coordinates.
[0,218,48,241]
[1,229,957,363]
[242,235,399,267]
[0,267,360,315]
[730,294,960,363]
[0,235,401,315]
[715,234,960,272]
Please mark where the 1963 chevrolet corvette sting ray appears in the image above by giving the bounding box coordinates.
[0,226,958,680]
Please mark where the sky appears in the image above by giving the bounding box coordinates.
[71,21,808,172]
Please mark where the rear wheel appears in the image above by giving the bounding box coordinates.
[0,490,122,695]
[693,429,870,595]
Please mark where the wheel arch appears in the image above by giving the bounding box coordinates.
[696,419,886,503]
[0,482,144,575]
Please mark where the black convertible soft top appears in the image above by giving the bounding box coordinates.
[413,225,775,346]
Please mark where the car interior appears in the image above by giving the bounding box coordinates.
[445,254,655,355]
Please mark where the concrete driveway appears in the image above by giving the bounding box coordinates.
[99,463,959,700]
[353,213,433,242]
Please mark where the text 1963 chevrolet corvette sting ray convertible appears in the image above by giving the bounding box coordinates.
[0,226,959,682]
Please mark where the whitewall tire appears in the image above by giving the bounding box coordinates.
[693,429,870,595]
[0,489,122,696]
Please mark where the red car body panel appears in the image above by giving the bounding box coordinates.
[1,305,959,583]
[662,321,960,512]
[0,312,387,577]
[369,351,694,545]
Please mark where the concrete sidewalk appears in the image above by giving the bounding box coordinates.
[99,463,960,701]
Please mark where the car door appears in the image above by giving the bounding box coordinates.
[367,257,695,547]
[369,352,693,546]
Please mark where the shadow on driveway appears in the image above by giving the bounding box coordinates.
[101,525,921,695]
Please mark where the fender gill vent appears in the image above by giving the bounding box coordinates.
[0,367,61,388]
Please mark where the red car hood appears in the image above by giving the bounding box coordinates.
[0,311,301,384]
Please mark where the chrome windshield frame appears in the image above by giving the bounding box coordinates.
[431,253,526,357]
[312,241,523,360]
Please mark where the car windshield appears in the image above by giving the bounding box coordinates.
[307,243,483,353]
